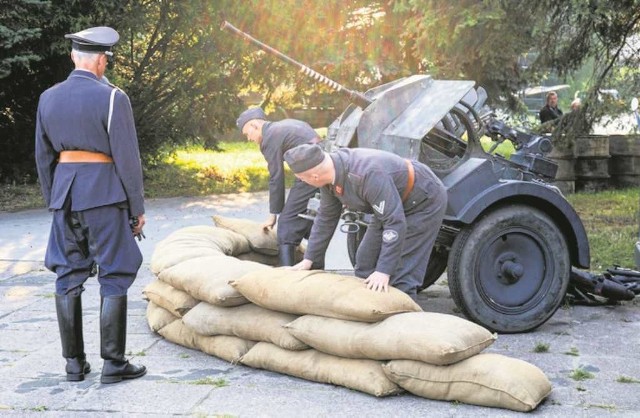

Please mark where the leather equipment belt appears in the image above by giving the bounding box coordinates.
[401,159,415,203]
[59,150,113,163]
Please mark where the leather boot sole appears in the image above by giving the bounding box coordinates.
[101,367,147,384]
[66,362,91,382]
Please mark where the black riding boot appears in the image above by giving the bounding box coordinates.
[55,293,91,381]
[100,295,146,384]
[278,244,296,267]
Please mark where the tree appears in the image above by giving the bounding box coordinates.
[390,0,640,136]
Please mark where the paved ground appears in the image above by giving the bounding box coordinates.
[1,191,640,417]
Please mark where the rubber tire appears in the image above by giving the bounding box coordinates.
[447,204,570,333]
[347,226,447,290]
[418,245,448,291]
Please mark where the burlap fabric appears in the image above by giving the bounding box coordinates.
[182,301,307,350]
[151,225,250,274]
[230,269,422,322]
[158,255,271,307]
[285,312,496,365]
[142,280,199,317]
[213,215,306,261]
[153,310,255,363]
[212,215,278,256]
[146,301,178,333]
[146,222,551,410]
[240,342,402,397]
[383,354,552,412]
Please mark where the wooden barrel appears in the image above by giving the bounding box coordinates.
[609,134,640,188]
[575,135,610,192]
[547,139,575,194]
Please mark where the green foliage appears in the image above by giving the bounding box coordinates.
[0,0,124,181]
[188,377,228,387]
[570,368,595,381]
[533,342,550,353]
[616,375,640,384]
[143,142,292,198]
[566,188,638,270]
[564,347,580,356]
[111,1,246,164]
[3,1,640,184]
[0,0,48,79]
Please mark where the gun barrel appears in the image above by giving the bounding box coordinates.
[221,21,372,109]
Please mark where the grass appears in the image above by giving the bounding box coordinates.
[616,375,640,383]
[189,377,228,387]
[533,342,550,353]
[1,141,637,272]
[564,347,580,356]
[570,368,595,381]
[144,142,283,199]
[566,188,638,270]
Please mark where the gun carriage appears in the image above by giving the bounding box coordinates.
[222,21,591,333]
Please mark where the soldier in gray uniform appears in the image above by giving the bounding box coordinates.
[35,26,146,383]
[237,108,320,266]
[284,144,447,299]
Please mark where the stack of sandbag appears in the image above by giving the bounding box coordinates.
[146,217,552,410]
[212,215,305,265]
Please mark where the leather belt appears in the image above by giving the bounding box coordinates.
[401,159,415,203]
[58,150,113,163]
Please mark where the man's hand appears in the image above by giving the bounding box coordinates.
[261,214,277,231]
[287,259,313,271]
[363,271,390,292]
[131,214,146,240]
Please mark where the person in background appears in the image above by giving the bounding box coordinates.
[284,144,447,301]
[570,98,581,112]
[539,91,563,123]
[237,108,320,266]
[35,26,146,384]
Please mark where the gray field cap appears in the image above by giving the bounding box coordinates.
[65,26,119,55]
[284,144,325,174]
[236,107,266,130]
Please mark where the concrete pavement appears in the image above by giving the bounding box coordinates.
[1,191,640,417]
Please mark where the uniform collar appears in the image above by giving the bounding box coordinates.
[69,69,99,81]
[329,152,345,196]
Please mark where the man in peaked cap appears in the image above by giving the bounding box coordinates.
[284,144,448,300]
[237,107,321,266]
[35,26,146,384]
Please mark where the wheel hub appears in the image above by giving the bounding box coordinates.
[496,253,524,284]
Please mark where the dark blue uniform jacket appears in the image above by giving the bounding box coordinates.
[261,119,318,214]
[35,70,144,216]
[306,148,417,275]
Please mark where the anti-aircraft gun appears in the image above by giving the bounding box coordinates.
[222,21,591,333]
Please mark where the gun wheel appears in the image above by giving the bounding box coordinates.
[447,204,570,333]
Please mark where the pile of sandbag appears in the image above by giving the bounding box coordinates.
[145,216,552,411]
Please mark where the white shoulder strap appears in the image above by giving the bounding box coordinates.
[107,88,118,133]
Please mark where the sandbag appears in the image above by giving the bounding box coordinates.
[195,335,256,364]
[285,312,496,365]
[146,301,178,333]
[230,269,421,322]
[142,280,199,317]
[159,255,271,307]
[182,302,307,350]
[213,215,278,256]
[157,318,255,363]
[383,354,552,412]
[151,225,250,274]
[158,319,199,349]
[241,342,402,397]
[236,251,280,266]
